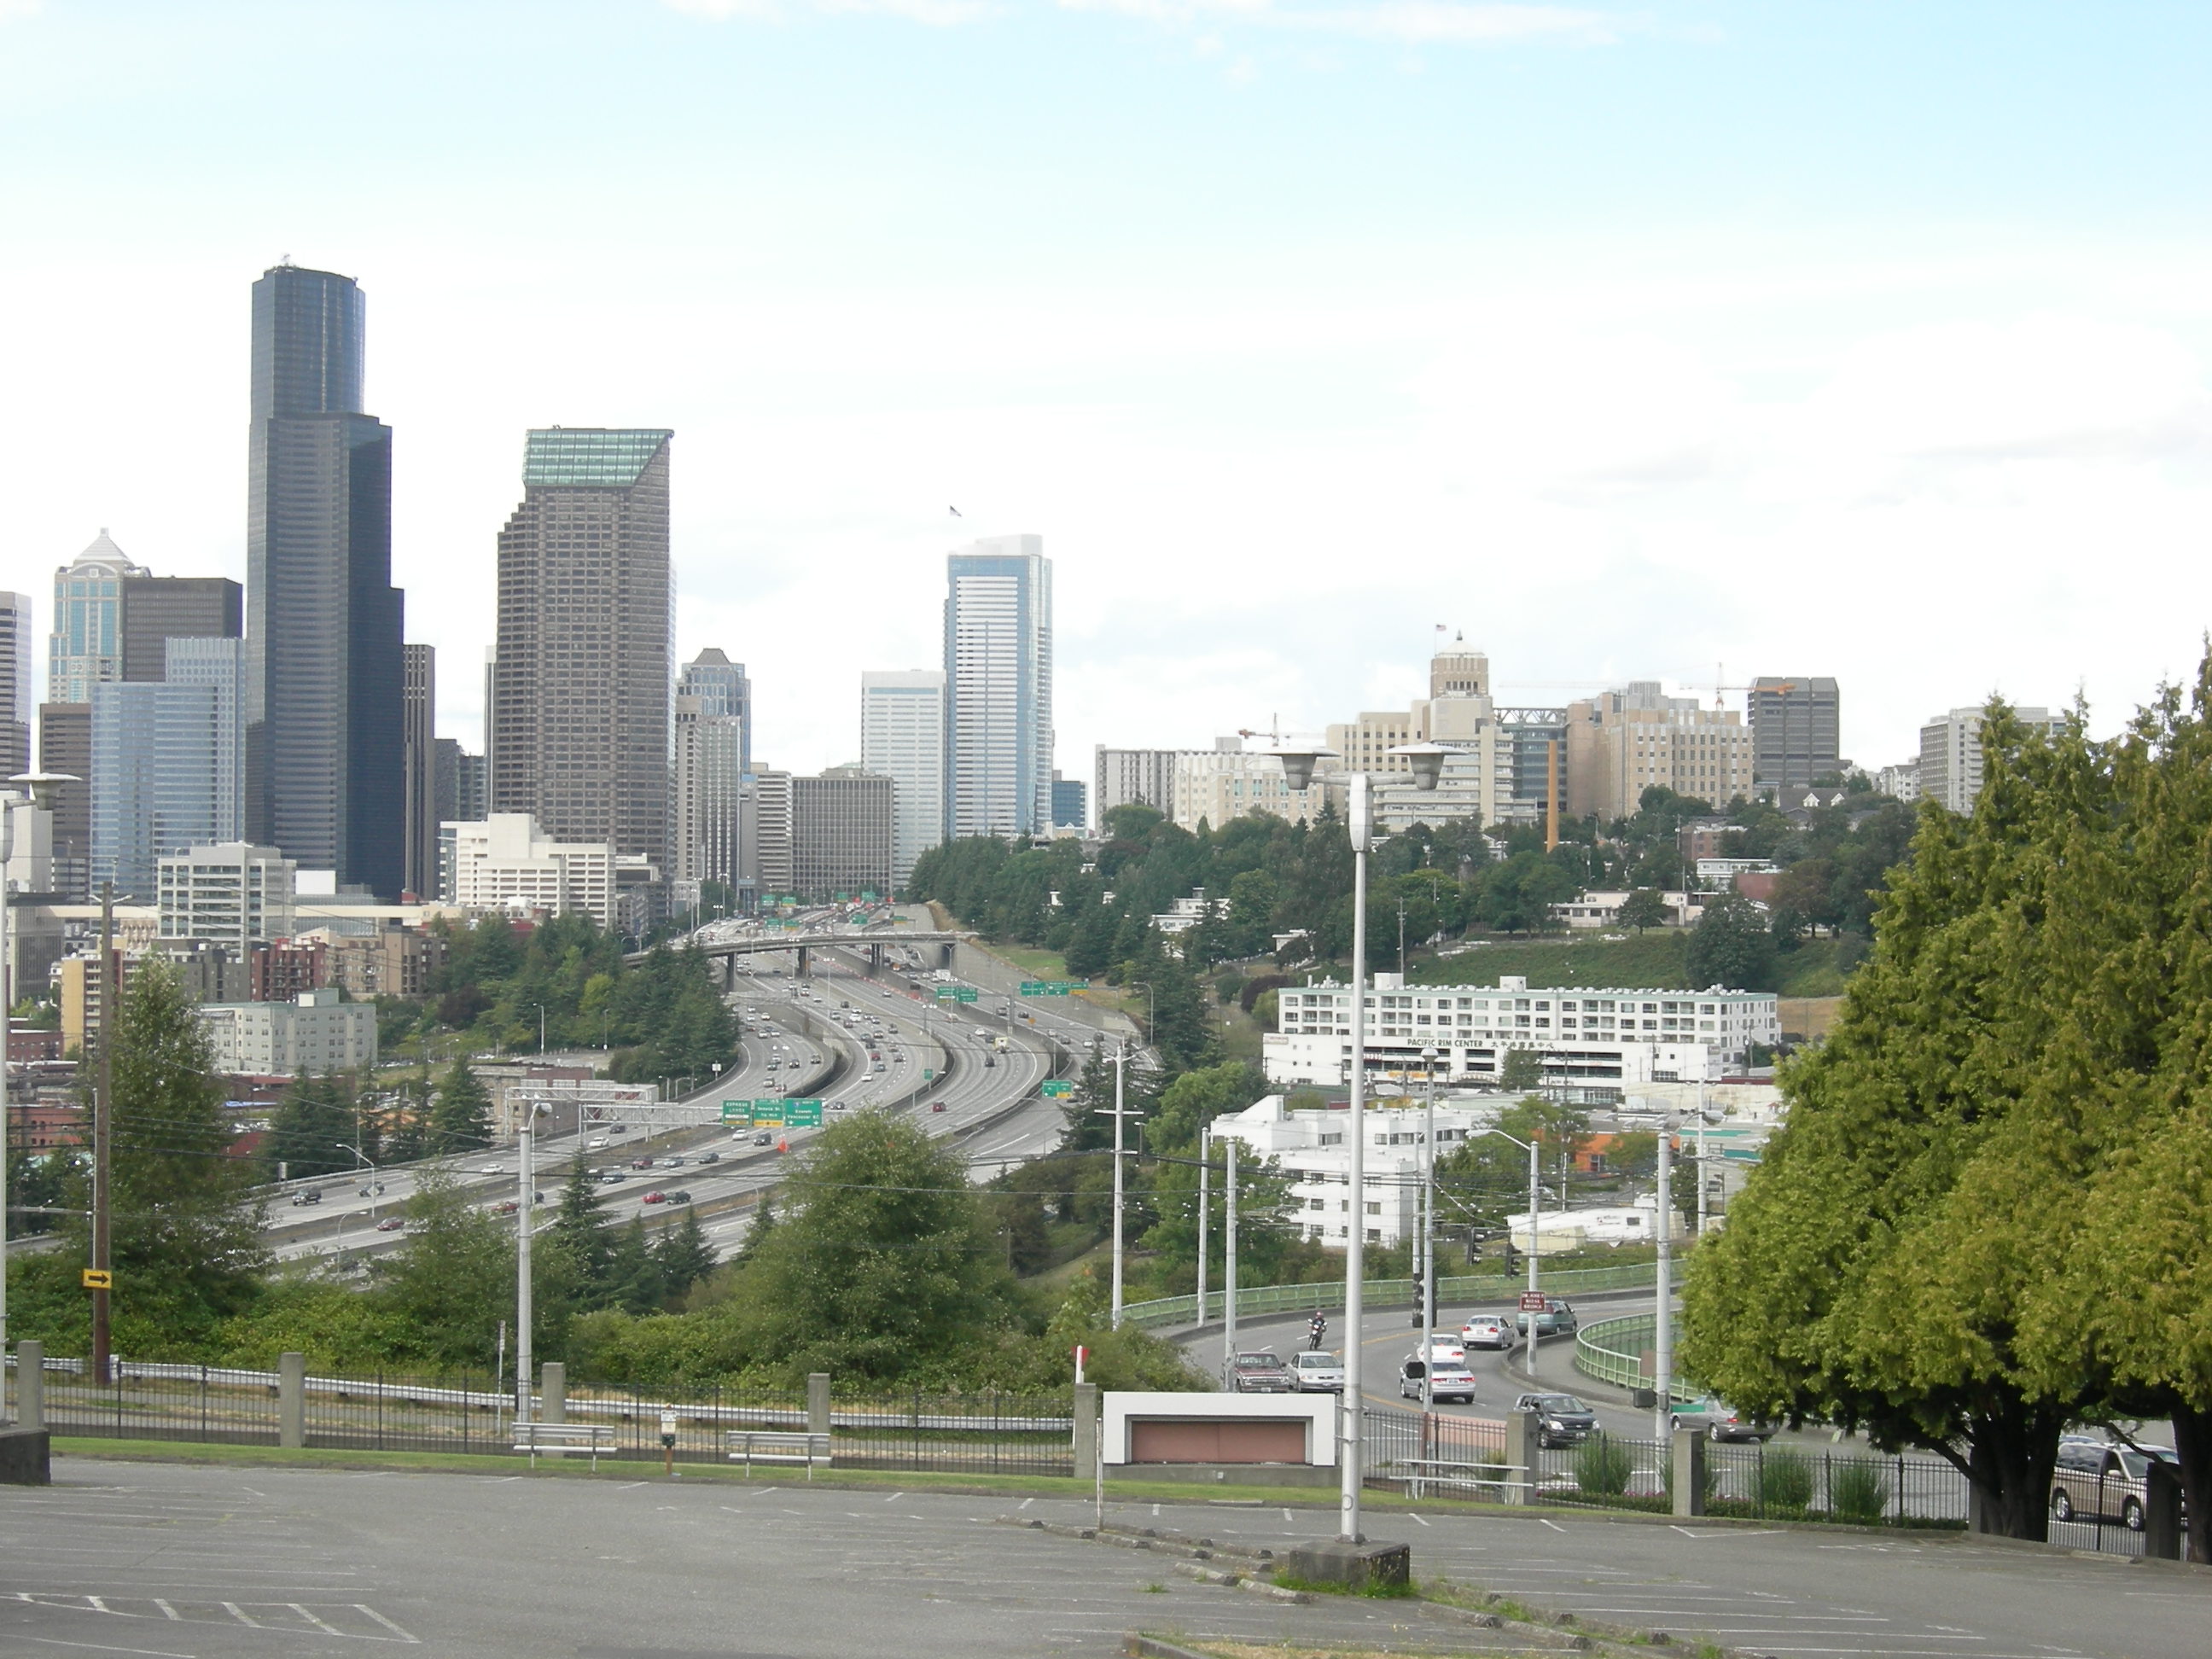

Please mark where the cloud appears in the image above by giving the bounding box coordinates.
[667,0,1619,40]
[667,0,996,23]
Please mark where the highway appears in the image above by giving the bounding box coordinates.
[271,922,1076,1272]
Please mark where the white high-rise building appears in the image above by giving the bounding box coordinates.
[943,538,1052,839]
[0,589,30,777]
[861,670,946,889]
[1918,705,2064,816]
[157,842,298,952]
[672,647,748,903]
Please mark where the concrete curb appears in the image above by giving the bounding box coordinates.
[1122,1638,1214,1659]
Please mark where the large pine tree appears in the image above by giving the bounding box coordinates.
[426,1058,493,1153]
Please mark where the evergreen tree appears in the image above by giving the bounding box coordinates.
[260,1073,358,1182]
[652,1206,718,1303]
[548,1155,613,1304]
[732,1195,777,1267]
[427,1058,493,1153]
[1685,888,1778,990]
[604,1217,665,1315]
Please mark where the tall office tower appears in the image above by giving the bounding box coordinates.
[859,670,946,890]
[0,591,31,777]
[490,428,673,876]
[1051,773,1087,831]
[433,737,486,834]
[119,576,242,681]
[793,768,894,899]
[401,644,437,899]
[49,531,148,704]
[943,536,1052,839]
[672,692,743,899]
[90,638,246,899]
[1749,677,1842,790]
[38,704,90,899]
[244,262,405,898]
[1918,705,2064,816]
[678,648,751,772]
[740,768,794,900]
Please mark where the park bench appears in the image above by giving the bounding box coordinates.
[513,1421,616,1470]
[725,1429,831,1478]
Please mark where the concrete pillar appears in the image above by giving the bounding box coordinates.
[541,1362,567,1424]
[1073,1382,1099,1481]
[795,946,811,979]
[1670,1427,1707,1517]
[2144,1460,2185,1560]
[277,1352,306,1449]
[867,943,884,976]
[1504,1410,1541,1505]
[806,1372,831,1437]
[15,1341,44,1431]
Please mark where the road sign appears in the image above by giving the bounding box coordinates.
[752,1098,786,1126]
[935,986,978,1004]
[923,1068,935,1081]
[784,1098,824,1127]
[82,1268,113,1290]
[1041,1080,1074,1098]
[1018,980,1049,996]
[1051,981,1083,995]
[1519,1291,1549,1312]
[720,1099,749,1122]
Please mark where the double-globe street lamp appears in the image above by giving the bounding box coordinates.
[1266,738,1444,1547]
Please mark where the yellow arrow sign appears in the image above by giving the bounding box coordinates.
[81,1268,113,1290]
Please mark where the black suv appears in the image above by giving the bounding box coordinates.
[1513,1391,1598,1447]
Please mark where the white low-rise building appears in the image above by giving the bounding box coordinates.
[197,987,377,1077]
[1265,973,1780,1091]
[1549,890,1703,930]
[441,814,620,929]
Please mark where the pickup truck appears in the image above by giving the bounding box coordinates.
[1231,1351,1293,1394]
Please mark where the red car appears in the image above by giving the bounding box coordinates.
[375,1216,405,1232]
[642,1190,667,1204]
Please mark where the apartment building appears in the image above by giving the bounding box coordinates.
[1564,683,1754,821]
[197,987,377,1076]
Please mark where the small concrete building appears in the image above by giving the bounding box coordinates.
[197,987,377,1077]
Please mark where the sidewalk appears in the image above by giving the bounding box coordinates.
[1505,1324,1641,1406]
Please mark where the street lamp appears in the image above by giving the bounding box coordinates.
[1474,1126,1545,1385]
[0,770,76,1367]
[1266,738,1441,1547]
[1417,1046,1440,1411]
[335,1144,382,1227]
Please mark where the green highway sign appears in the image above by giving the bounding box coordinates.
[923,1068,935,1081]
[1019,980,1075,998]
[1052,981,1082,995]
[784,1098,824,1127]
[1041,1080,1074,1098]
[721,1100,749,1122]
[935,986,979,1004]
[751,1098,786,1126]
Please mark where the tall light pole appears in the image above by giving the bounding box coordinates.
[1098,1045,1143,1329]
[1653,1116,1674,1441]
[0,771,72,1372]
[1196,1122,1209,1330]
[335,1144,381,1228]
[1268,739,1444,1546]
[516,1098,545,1423]
[1417,1047,1440,1412]
[1477,1127,1543,1382]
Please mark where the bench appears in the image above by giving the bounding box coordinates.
[514,1421,617,1470]
[726,1429,831,1478]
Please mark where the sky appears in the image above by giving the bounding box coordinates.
[4,0,2212,785]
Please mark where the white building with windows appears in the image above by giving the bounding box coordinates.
[197,987,377,1076]
[441,813,619,928]
[157,841,297,952]
[1265,974,1779,1091]
[860,670,946,889]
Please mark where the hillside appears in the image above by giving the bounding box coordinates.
[1411,931,1860,999]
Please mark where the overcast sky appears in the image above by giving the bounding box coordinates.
[5,1,2210,783]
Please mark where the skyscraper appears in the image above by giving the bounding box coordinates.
[244,263,405,897]
[678,649,750,771]
[50,532,147,704]
[0,591,30,778]
[490,428,673,876]
[672,648,749,905]
[119,575,242,682]
[90,637,246,899]
[1749,677,1842,791]
[860,669,946,890]
[942,537,1052,840]
[402,644,436,900]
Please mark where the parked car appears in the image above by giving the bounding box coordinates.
[1400,1352,1478,1405]
[1667,1395,1775,1442]
[2051,1440,2184,1531]
[1460,1315,1513,1350]
[1511,1391,1598,1447]
[1515,1298,1579,1337]
[289,1190,323,1207]
[1289,1351,1345,1393]
[1231,1350,1293,1394]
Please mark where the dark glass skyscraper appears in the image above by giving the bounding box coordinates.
[245,264,405,897]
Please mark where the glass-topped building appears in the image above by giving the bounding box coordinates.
[245,263,405,899]
[49,531,147,704]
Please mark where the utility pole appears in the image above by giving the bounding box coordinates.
[515,1099,541,1424]
[1653,1120,1674,1441]
[90,881,114,1385]
[1097,1045,1143,1329]
[1196,1123,1209,1329]
[1222,1132,1237,1387]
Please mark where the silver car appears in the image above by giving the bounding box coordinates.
[1289,1350,1345,1393]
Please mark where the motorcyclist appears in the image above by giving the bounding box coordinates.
[1308,1312,1328,1352]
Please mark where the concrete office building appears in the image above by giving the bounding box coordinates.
[434,738,486,833]
[0,590,29,778]
[90,638,247,898]
[1051,772,1087,832]
[1564,683,1754,822]
[244,263,405,899]
[401,644,436,900]
[792,767,894,899]
[442,813,625,929]
[1749,677,1842,791]
[672,693,743,899]
[860,670,946,889]
[1212,1094,1499,1249]
[38,703,90,899]
[944,538,1052,838]
[678,649,750,769]
[120,576,242,682]
[197,987,376,1077]
[1171,742,1345,833]
[1918,705,2065,816]
[1093,747,1186,824]
[741,769,794,901]
[49,531,147,705]
[490,428,673,877]
[156,842,297,953]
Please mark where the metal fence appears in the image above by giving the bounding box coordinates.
[5,1354,1070,1475]
[1123,1263,1662,1330]
[1525,1430,1969,1527]
[1575,1311,1681,1394]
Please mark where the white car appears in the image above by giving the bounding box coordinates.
[1461,1316,1513,1350]
[1289,1350,1345,1393]
[1402,1351,1478,1405]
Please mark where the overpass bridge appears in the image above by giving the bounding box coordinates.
[626,928,970,982]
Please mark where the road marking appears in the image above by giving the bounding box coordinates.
[1017,1497,1034,1509]
[1281,1508,1295,1522]
[21,1639,198,1657]
[885,1492,905,1502]
[354,1605,420,1642]
[1539,1518,1567,1532]
[288,1605,346,1637]
[617,1481,648,1491]
[1409,1512,1429,1526]
[149,1604,178,1623]
[216,1605,259,1629]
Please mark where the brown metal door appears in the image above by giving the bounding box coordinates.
[1128,1417,1307,1464]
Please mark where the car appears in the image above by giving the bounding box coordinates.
[1231,1350,1293,1394]
[598,1170,626,1185]
[832,1100,849,1110]
[697,1151,720,1164]
[375,1216,405,1232]
[496,1199,520,1215]
[1420,1335,1468,1365]
[1289,1350,1346,1393]
[1668,1395,1775,1442]
[477,1164,503,1175]
[358,1183,384,1197]
[631,1156,654,1169]
[1511,1391,1598,1447]
[662,1156,687,1167]
[1515,1298,1579,1337]
[754,1131,773,1145]
[586,1136,608,1149]
[289,1190,323,1207]
[1400,1349,1478,1404]
[642,1190,667,1204]
[2051,1440,2184,1531]
[1461,1315,1514,1350]
[930,1101,946,1113]
[663,1190,693,1205]
[983,1055,996,1068]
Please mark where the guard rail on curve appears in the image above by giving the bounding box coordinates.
[1575,1310,1686,1396]
[1121,1262,1661,1330]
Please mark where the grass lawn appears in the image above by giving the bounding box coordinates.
[1414,931,1693,989]
[998,945,1076,981]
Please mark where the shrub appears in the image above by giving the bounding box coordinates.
[1756,1446,1815,1511]
[1829,1458,1891,1523]
[1574,1435,1634,1496]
